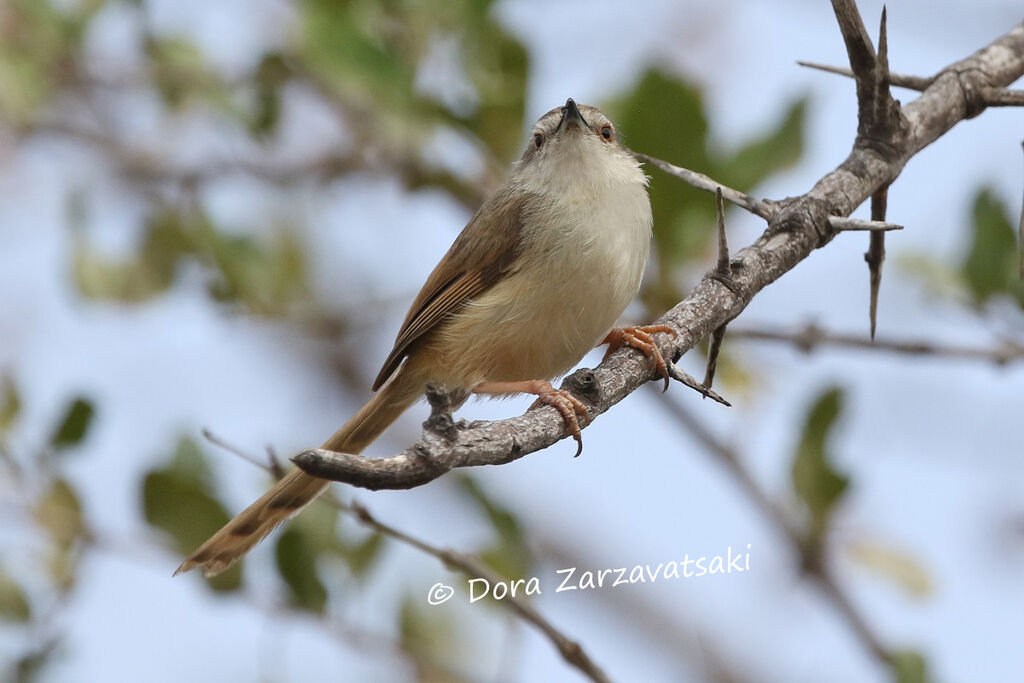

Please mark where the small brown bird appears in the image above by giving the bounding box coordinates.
[177,99,672,577]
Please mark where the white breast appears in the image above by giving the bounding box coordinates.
[431,145,653,387]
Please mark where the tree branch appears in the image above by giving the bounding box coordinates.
[727,323,1024,364]
[203,431,612,683]
[294,17,1024,491]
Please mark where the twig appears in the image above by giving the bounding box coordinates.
[727,322,1024,364]
[797,60,933,91]
[201,430,612,683]
[634,151,902,233]
[829,217,901,231]
[797,63,1024,107]
[631,152,774,219]
[345,500,612,683]
[656,396,893,668]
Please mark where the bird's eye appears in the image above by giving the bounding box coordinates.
[533,133,544,149]
[600,125,613,141]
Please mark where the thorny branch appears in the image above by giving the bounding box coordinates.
[201,430,612,683]
[295,11,1024,490]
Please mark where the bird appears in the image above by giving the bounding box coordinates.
[176,98,673,577]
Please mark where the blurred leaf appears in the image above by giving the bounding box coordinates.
[49,397,94,450]
[72,205,192,302]
[0,570,31,623]
[457,475,530,580]
[201,227,309,315]
[456,13,528,161]
[791,386,849,538]
[724,96,808,190]
[0,374,20,434]
[47,542,77,593]
[614,69,807,314]
[890,650,930,683]
[0,0,100,125]
[14,646,54,683]
[142,437,240,591]
[33,477,83,546]
[281,496,384,582]
[895,252,966,301]
[250,53,289,137]
[300,0,419,119]
[73,204,309,314]
[341,530,384,579]
[399,592,457,674]
[961,188,1024,308]
[847,539,933,598]
[144,36,227,110]
[274,527,328,614]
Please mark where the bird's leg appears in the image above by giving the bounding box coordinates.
[473,380,588,456]
[602,325,677,391]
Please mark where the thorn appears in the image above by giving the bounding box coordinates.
[715,187,730,275]
[872,7,891,129]
[703,324,727,390]
[829,217,902,231]
[666,362,731,407]
[866,185,889,340]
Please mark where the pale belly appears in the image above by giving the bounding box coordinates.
[426,188,651,388]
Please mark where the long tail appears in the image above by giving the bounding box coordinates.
[175,366,423,577]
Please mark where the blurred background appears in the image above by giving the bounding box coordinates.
[1,0,1022,681]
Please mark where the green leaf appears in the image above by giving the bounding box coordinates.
[274,526,328,614]
[72,204,193,302]
[723,96,808,191]
[961,188,1024,308]
[34,477,83,546]
[142,437,240,591]
[0,569,31,623]
[457,475,530,580]
[399,592,457,667]
[890,650,929,683]
[791,387,849,539]
[458,21,529,161]
[340,531,384,579]
[249,53,289,137]
[49,397,95,450]
[144,35,226,110]
[0,373,20,434]
[200,226,309,315]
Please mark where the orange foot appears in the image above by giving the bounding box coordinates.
[603,325,677,392]
[474,380,588,457]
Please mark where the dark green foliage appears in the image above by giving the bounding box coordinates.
[141,438,242,592]
[49,398,95,450]
[962,188,1024,308]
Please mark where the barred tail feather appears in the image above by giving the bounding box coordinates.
[175,366,423,577]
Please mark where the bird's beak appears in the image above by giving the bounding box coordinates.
[558,98,588,132]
